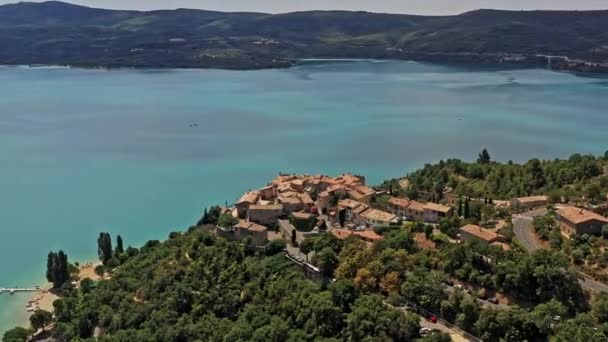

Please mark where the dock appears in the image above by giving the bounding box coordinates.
[0,287,39,294]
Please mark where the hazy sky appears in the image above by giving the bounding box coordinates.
[3,0,608,14]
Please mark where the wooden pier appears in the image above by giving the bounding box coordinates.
[0,287,39,294]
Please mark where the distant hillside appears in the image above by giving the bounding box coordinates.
[1,1,608,70]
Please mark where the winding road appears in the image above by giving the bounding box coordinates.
[512,209,608,293]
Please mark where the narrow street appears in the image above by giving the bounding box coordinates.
[512,208,546,251]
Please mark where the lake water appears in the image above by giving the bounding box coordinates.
[1,60,607,333]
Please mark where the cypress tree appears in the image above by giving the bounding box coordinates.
[97,232,113,265]
[464,198,470,219]
[115,235,124,256]
[458,198,463,217]
[46,252,55,284]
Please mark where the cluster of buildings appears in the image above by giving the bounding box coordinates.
[221,173,395,246]
[215,170,608,251]
[387,197,453,223]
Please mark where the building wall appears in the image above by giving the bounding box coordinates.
[405,209,424,221]
[511,199,548,209]
[423,209,439,223]
[236,228,268,246]
[577,220,605,235]
[236,203,250,219]
[260,188,275,201]
[248,209,283,226]
[389,205,407,218]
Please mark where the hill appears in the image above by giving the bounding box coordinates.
[1,1,608,70]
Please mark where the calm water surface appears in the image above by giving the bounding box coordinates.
[1,60,607,333]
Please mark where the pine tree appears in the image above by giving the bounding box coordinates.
[477,149,491,164]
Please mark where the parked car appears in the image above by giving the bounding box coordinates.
[429,315,438,323]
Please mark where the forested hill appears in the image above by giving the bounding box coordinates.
[1,1,608,70]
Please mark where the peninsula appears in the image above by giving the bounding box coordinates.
[1,1,608,72]
[5,151,608,342]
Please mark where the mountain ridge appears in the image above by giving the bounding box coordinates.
[1,1,607,71]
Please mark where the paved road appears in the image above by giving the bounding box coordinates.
[386,303,480,341]
[512,208,608,293]
[512,208,547,251]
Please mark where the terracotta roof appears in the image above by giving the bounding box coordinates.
[424,202,452,213]
[360,208,399,223]
[278,197,302,205]
[292,212,314,220]
[291,179,304,186]
[327,185,347,193]
[237,191,260,205]
[249,204,283,211]
[332,229,383,242]
[332,229,354,240]
[348,190,366,200]
[460,224,500,242]
[338,199,363,210]
[407,201,426,212]
[319,191,330,198]
[272,175,297,185]
[235,221,268,233]
[277,183,293,193]
[514,195,548,204]
[260,185,273,191]
[353,204,370,215]
[557,206,608,225]
[389,197,411,208]
[354,185,375,195]
[279,191,299,198]
[299,193,314,205]
[355,230,383,241]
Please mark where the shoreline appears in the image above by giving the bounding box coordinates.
[1,55,607,76]
[21,261,102,325]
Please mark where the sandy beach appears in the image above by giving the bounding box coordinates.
[25,261,102,315]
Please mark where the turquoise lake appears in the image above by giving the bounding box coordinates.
[1,60,607,333]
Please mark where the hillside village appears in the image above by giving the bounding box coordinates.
[207,172,608,267]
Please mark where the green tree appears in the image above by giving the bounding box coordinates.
[346,295,420,341]
[317,247,338,277]
[80,278,95,294]
[299,238,315,262]
[30,310,53,332]
[218,213,238,228]
[46,250,70,288]
[94,264,105,279]
[97,232,113,265]
[553,313,606,342]
[592,293,608,324]
[115,234,124,257]
[265,239,286,255]
[477,149,491,164]
[424,225,433,239]
[2,327,33,342]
